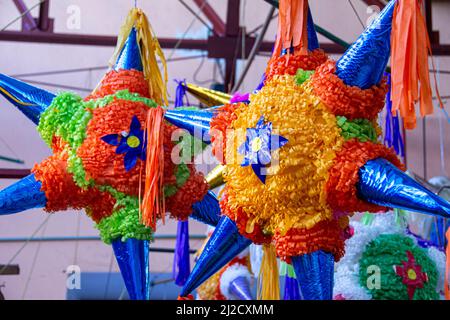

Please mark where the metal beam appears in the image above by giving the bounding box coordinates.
[0,30,449,56]
[192,0,226,35]
[232,6,275,92]
[425,0,439,44]
[223,0,241,92]
[0,264,20,275]
[0,30,209,49]
[0,169,30,179]
[12,0,38,31]
[38,0,52,32]
[225,0,241,36]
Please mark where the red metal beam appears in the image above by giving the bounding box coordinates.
[1,30,450,56]
[12,0,38,31]
[192,0,226,36]
[223,0,242,91]
[225,0,241,36]
[0,169,30,179]
[38,0,52,32]
[0,30,209,49]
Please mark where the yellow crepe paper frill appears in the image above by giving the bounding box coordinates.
[223,75,344,236]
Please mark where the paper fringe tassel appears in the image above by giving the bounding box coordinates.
[141,106,165,229]
[173,220,191,286]
[274,0,309,57]
[109,8,168,105]
[174,80,190,108]
[391,0,443,129]
[284,275,301,300]
[258,243,280,300]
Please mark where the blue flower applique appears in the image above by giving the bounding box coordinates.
[101,115,146,172]
[238,115,288,183]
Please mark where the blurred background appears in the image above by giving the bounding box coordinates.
[0,0,449,299]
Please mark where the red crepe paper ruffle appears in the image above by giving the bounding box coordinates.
[33,137,116,222]
[85,69,150,101]
[210,103,241,164]
[265,49,327,82]
[220,190,272,245]
[310,60,387,120]
[77,99,152,196]
[273,217,348,262]
[165,164,208,221]
[325,139,404,214]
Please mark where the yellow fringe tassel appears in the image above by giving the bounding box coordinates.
[109,8,168,106]
[258,243,280,300]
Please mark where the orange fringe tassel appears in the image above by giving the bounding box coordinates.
[141,106,165,229]
[273,0,309,58]
[391,0,443,130]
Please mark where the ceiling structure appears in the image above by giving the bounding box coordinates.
[0,0,449,180]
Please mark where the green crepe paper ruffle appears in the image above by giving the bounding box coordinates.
[295,68,314,86]
[38,90,158,189]
[163,163,191,198]
[37,92,91,148]
[92,90,158,109]
[358,234,439,300]
[38,91,158,243]
[336,116,378,143]
[96,185,153,244]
